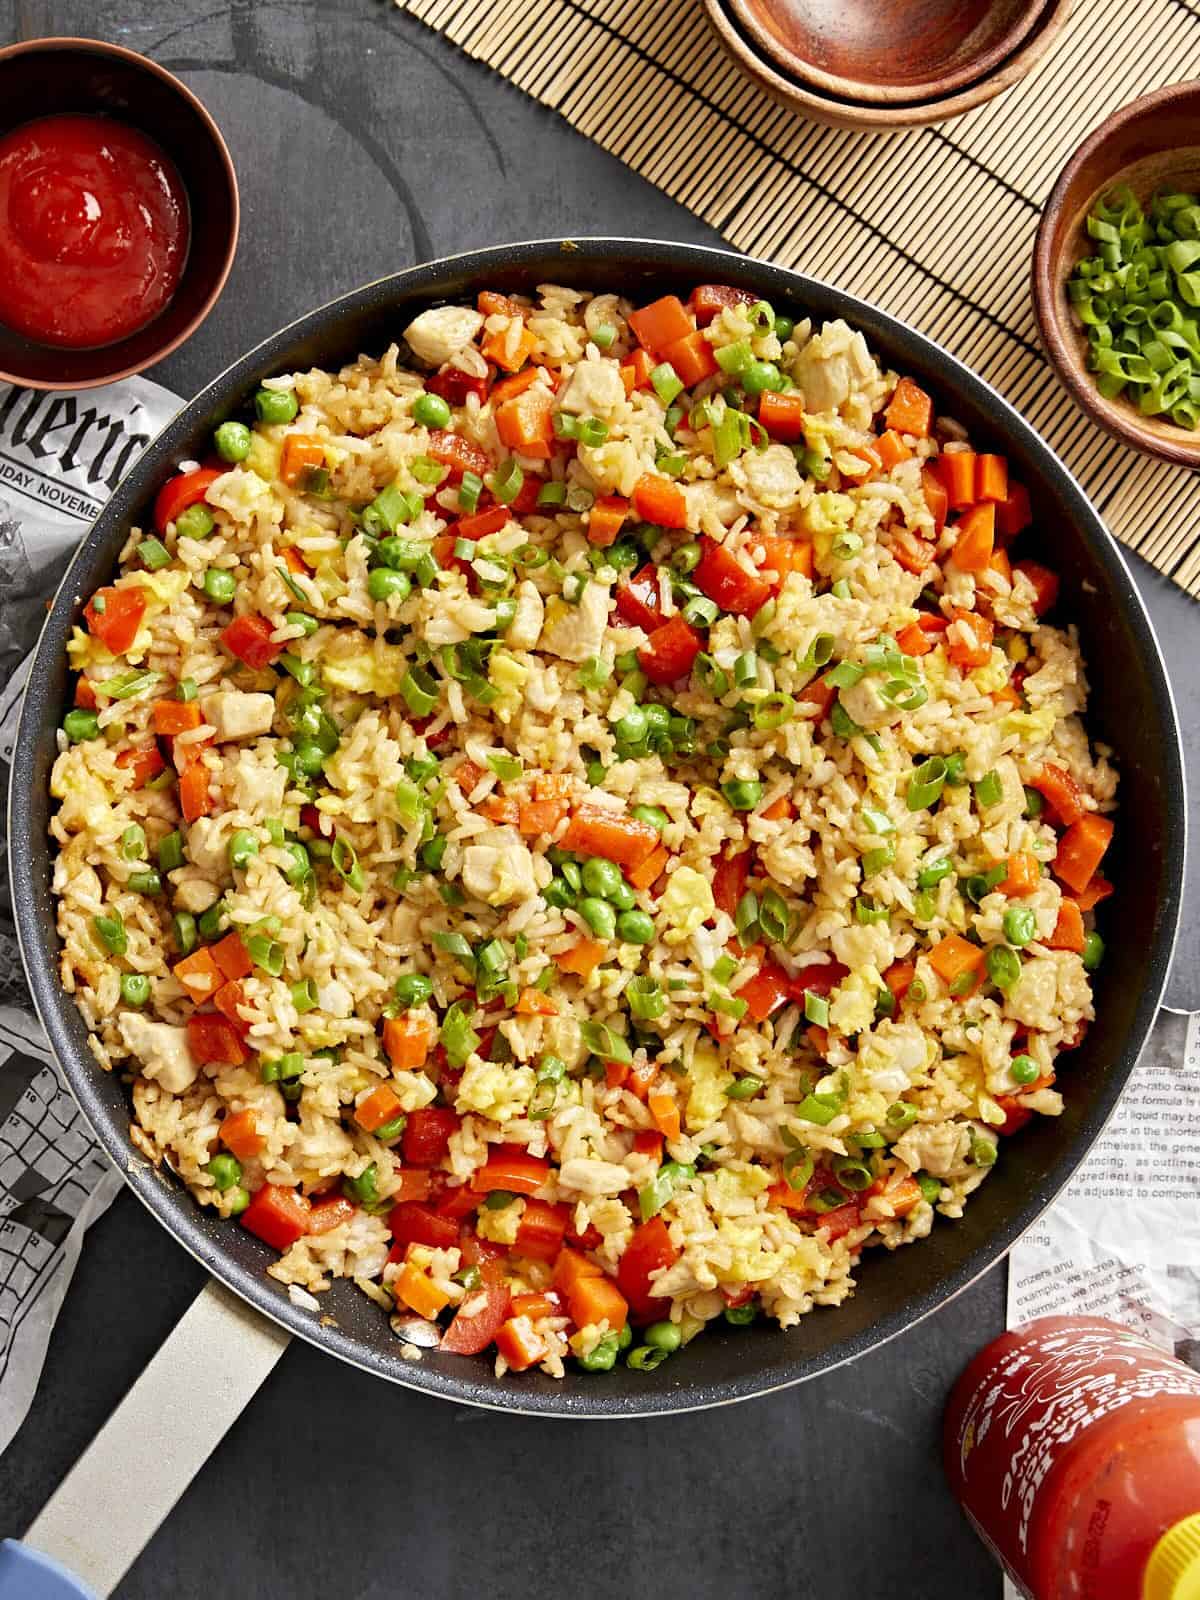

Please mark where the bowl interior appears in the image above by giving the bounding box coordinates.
[732,0,1046,104]
[1036,90,1200,466]
[12,241,1184,1415]
[0,40,237,389]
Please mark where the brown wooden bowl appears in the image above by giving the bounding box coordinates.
[703,0,1072,130]
[1033,81,1200,469]
[0,37,238,391]
[730,0,1048,105]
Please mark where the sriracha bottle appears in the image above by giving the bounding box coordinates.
[944,1317,1200,1599]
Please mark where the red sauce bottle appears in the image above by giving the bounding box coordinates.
[944,1317,1200,1599]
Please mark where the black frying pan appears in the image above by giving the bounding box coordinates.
[9,239,1186,1417]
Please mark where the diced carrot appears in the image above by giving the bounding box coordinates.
[396,1262,451,1320]
[212,980,250,1038]
[515,987,558,1017]
[605,1061,630,1091]
[240,1183,311,1250]
[880,1175,924,1217]
[999,852,1040,897]
[628,1059,658,1101]
[518,798,568,836]
[951,502,995,573]
[151,699,201,736]
[1013,560,1060,616]
[996,481,1032,539]
[623,843,667,895]
[563,1268,628,1334]
[478,795,520,825]
[560,803,660,869]
[281,545,311,575]
[758,389,807,443]
[552,1244,602,1294]
[455,758,485,796]
[921,464,949,533]
[179,757,212,823]
[647,1091,681,1143]
[74,677,98,709]
[761,794,793,821]
[587,494,629,548]
[896,621,934,657]
[495,384,555,459]
[534,771,575,802]
[116,744,166,789]
[884,377,934,438]
[392,1168,433,1203]
[632,473,688,530]
[510,1290,561,1320]
[891,526,938,575]
[186,1013,247,1066]
[884,959,916,1001]
[661,328,718,388]
[472,1145,550,1196]
[756,534,813,588]
[1032,764,1086,827]
[356,1084,403,1134]
[946,607,994,671]
[877,429,913,470]
[1047,899,1086,953]
[628,295,694,357]
[619,348,656,394]
[928,933,986,987]
[280,434,324,488]
[975,454,1008,504]
[1055,815,1114,895]
[558,937,608,978]
[382,1013,434,1070]
[939,451,977,510]
[839,443,884,482]
[210,931,253,981]
[173,947,224,1004]
[513,1198,569,1263]
[1071,875,1113,913]
[797,674,836,719]
[494,1315,547,1371]
[767,1180,811,1213]
[482,324,537,374]
[490,365,541,404]
[220,1108,265,1161]
[988,546,1013,583]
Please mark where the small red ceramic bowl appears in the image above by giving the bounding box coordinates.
[0,37,238,390]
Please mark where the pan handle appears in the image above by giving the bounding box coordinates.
[13,1279,290,1599]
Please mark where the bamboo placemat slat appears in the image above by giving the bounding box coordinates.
[396,0,1200,598]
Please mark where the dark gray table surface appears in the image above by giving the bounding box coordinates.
[2,4,1195,1596]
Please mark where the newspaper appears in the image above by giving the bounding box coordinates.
[0,375,179,1457]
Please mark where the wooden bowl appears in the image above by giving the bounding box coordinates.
[703,0,1072,131]
[0,37,238,391]
[1033,82,1200,469]
[730,0,1048,105]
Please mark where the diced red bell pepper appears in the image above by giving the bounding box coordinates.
[471,1145,550,1197]
[687,283,759,326]
[401,1106,461,1167]
[186,1013,246,1066]
[84,587,148,656]
[428,429,491,483]
[154,467,223,535]
[638,612,703,685]
[513,1198,570,1262]
[220,613,281,671]
[240,1183,312,1251]
[616,1216,679,1324]
[712,848,751,917]
[816,1202,863,1243]
[308,1195,358,1236]
[794,958,849,998]
[994,1096,1035,1137]
[694,536,772,617]
[428,365,491,407]
[440,1258,511,1355]
[737,959,796,1024]
[615,564,663,631]
[454,505,510,541]
[116,745,165,789]
[389,1201,461,1252]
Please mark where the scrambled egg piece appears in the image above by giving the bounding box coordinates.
[716,1218,786,1284]
[322,643,407,697]
[828,967,881,1037]
[456,1059,536,1122]
[50,751,111,832]
[489,651,529,722]
[461,827,538,906]
[477,1196,526,1245]
[660,866,714,947]
[1000,706,1057,743]
[685,1040,733,1132]
[970,649,1012,696]
[391,1070,438,1112]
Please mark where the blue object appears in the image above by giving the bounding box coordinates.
[0,1541,95,1598]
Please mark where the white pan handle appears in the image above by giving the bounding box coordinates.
[21,1279,290,1598]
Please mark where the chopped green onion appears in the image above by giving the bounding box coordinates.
[486,752,523,782]
[94,912,127,956]
[127,870,162,896]
[651,363,684,405]
[907,756,948,811]
[399,667,438,718]
[458,471,483,514]
[137,536,172,570]
[580,1019,632,1064]
[441,1001,481,1067]
[157,830,185,872]
[803,992,829,1029]
[490,459,524,505]
[627,976,665,1021]
[795,1090,840,1126]
[974,769,1004,808]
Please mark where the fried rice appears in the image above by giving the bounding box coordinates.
[48,279,1116,1378]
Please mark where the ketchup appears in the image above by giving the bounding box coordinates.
[0,113,188,349]
[945,1317,1200,1599]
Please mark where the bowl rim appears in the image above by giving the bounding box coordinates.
[1032,80,1200,469]
[9,236,1186,1416]
[702,0,1073,129]
[0,34,239,392]
[728,0,1049,107]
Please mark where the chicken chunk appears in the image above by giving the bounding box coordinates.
[461,826,538,906]
[556,356,626,419]
[538,581,610,663]
[892,1119,971,1179]
[171,870,221,914]
[201,691,275,743]
[185,816,229,877]
[738,443,805,510]
[404,305,484,368]
[836,674,902,731]
[506,580,545,651]
[118,1013,199,1094]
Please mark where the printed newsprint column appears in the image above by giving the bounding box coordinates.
[0,375,179,1457]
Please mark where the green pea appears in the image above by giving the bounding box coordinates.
[1010,1054,1040,1085]
[642,702,670,736]
[203,569,237,605]
[773,314,795,341]
[607,879,636,912]
[1003,906,1037,948]
[742,360,784,396]
[175,503,215,541]
[255,387,299,424]
[631,804,669,834]
[543,878,576,910]
[581,856,624,901]
[615,707,648,744]
[671,542,702,575]
[577,1334,620,1373]
[367,567,412,604]
[616,909,655,945]
[214,420,252,463]
[205,1153,243,1192]
[723,1302,757,1326]
[722,779,763,811]
[394,973,434,1008]
[1082,931,1105,971]
[413,392,452,428]
[119,972,150,1007]
[293,739,327,777]
[579,897,617,940]
[374,1114,408,1144]
[229,829,260,870]
[63,709,99,743]
[643,1320,682,1353]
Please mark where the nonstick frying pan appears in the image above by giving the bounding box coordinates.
[9,240,1186,1443]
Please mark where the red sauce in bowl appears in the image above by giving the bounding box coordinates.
[0,113,189,350]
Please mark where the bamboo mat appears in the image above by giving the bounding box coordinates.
[395,0,1200,599]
